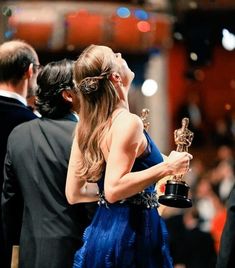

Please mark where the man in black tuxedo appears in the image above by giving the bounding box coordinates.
[0,40,40,267]
[216,185,235,268]
[2,59,97,268]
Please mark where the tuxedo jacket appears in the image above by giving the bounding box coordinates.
[0,96,37,191]
[2,115,97,268]
[216,185,235,268]
[0,96,37,267]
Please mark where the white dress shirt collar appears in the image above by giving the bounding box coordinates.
[0,89,27,106]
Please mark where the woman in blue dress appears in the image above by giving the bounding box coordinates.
[66,44,193,268]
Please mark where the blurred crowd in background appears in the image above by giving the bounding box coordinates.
[163,103,235,267]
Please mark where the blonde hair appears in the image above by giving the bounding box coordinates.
[74,45,120,182]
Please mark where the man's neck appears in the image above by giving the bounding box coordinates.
[0,81,27,99]
[0,87,27,106]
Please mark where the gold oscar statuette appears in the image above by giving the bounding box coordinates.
[140,108,150,131]
[158,117,194,208]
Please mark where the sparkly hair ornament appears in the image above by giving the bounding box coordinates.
[79,77,100,95]
[77,71,110,95]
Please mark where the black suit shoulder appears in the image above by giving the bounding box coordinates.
[0,96,38,145]
[8,117,76,161]
[0,96,37,182]
[0,96,37,119]
[217,186,235,268]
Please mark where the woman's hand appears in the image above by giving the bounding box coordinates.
[166,150,193,176]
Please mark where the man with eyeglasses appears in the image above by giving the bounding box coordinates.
[0,39,40,268]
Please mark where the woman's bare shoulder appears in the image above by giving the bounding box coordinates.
[112,111,144,138]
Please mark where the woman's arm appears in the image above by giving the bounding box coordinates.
[65,134,99,204]
[104,112,192,203]
[66,113,192,205]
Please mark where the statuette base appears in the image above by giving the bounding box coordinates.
[158,180,192,208]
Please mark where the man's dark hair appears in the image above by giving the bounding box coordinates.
[0,40,38,85]
[36,59,75,118]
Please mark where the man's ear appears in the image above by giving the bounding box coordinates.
[62,90,73,103]
[24,63,34,79]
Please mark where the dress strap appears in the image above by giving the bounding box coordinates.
[136,130,152,159]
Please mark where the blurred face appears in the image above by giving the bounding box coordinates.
[115,52,135,87]
[104,46,135,87]
[27,58,41,98]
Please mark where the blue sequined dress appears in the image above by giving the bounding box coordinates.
[73,131,173,268]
